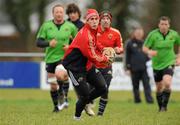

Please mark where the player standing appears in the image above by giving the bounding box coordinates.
[36,4,77,112]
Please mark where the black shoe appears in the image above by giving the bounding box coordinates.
[97,113,103,116]
[134,100,141,103]
[147,100,154,104]
[52,106,59,113]
[159,107,167,112]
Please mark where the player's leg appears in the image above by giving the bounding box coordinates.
[48,73,59,112]
[57,80,65,110]
[161,75,172,111]
[161,66,174,111]
[55,64,69,110]
[156,81,164,111]
[154,69,164,111]
[97,67,112,116]
[87,68,107,107]
[63,80,70,107]
[84,83,96,116]
[67,70,90,119]
[46,63,60,112]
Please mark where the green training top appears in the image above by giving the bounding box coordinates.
[144,29,180,70]
[37,20,77,63]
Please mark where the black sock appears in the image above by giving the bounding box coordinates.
[162,89,171,109]
[156,92,163,110]
[50,90,59,107]
[63,81,69,102]
[98,98,108,116]
[57,80,64,104]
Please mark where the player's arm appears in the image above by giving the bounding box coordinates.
[175,33,180,65]
[95,39,115,64]
[96,40,104,52]
[36,23,57,48]
[142,46,157,57]
[84,32,110,66]
[36,38,57,48]
[36,38,49,48]
[142,32,157,57]
[176,47,180,65]
[87,40,108,63]
[114,31,123,54]
[36,23,48,48]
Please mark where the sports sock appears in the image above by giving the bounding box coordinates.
[156,92,163,110]
[162,89,171,109]
[98,98,108,115]
[63,81,69,102]
[50,90,59,107]
[57,80,64,104]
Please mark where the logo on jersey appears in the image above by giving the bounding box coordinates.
[97,33,101,37]
[169,37,173,40]
[108,34,113,39]
[65,28,69,32]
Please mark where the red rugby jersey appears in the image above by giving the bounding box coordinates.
[96,26,123,52]
[63,24,109,71]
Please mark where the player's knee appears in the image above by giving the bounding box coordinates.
[48,77,57,84]
[156,82,163,92]
[99,85,108,95]
[163,75,172,88]
[56,72,68,81]
[164,80,171,90]
[55,64,68,81]
[48,76,58,91]
[164,84,171,90]
[79,95,89,103]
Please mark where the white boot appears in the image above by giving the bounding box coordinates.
[84,104,95,116]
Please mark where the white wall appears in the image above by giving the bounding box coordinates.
[40,61,180,91]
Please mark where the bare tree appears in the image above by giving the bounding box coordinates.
[1,0,52,51]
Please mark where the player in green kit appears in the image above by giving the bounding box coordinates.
[36,4,77,112]
[143,16,180,112]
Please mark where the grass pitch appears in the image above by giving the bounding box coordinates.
[0,89,180,125]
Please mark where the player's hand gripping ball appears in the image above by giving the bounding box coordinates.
[103,47,116,63]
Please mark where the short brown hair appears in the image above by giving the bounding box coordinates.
[159,16,171,23]
[52,4,64,13]
[66,3,81,18]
